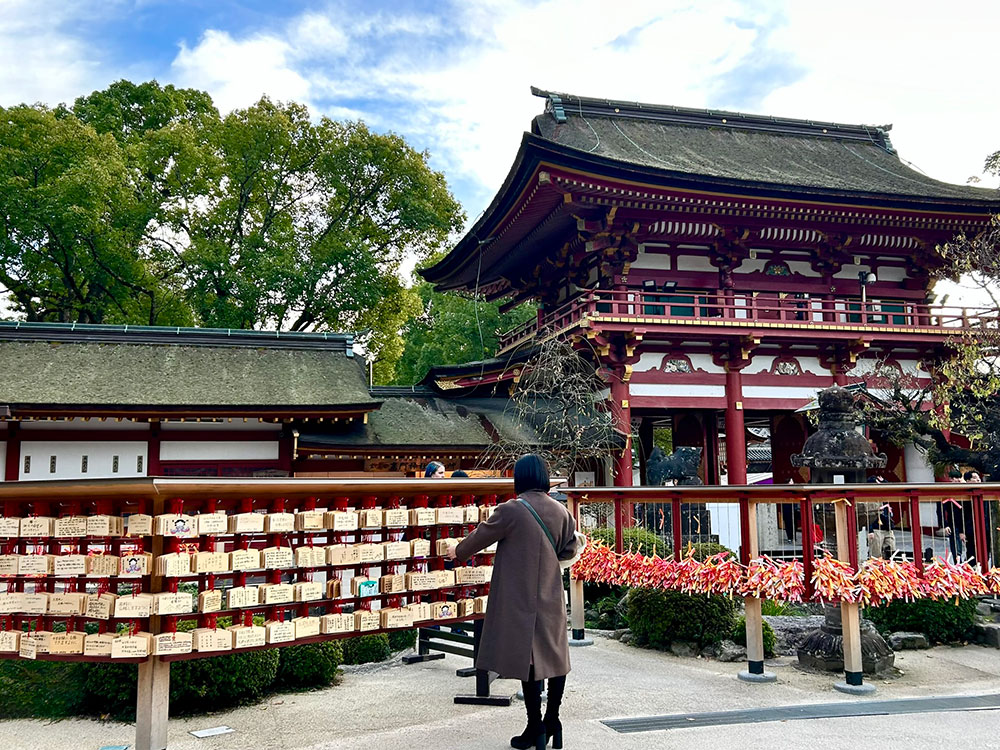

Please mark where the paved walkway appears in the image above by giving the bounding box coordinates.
[3,634,1000,750]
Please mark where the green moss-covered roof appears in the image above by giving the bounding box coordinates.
[0,338,373,409]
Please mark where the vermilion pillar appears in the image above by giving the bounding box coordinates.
[610,369,633,488]
[4,422,20,481]
[725,366,747,485]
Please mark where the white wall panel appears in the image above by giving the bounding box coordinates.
[21,441,148,480]
[160,441,279,462]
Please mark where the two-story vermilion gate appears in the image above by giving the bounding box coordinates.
[422,88,999,499]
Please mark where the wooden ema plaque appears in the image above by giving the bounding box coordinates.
[265,620,295,644]
[119,552,152,576]
[464,506,480,524]
[229,548,261,571]
[479,506,496,522]
[457,599,475,618]
[326,545,361,565]
[435,538,463,556]
[86,515,124,537]
[156,552,191,577]
[155,514,197,538]
[455,566,492,585]
[433,569,456,588]
[404,572,439,591]
[379,608,414,629]
[86,593,118,620]
[21,593,49,615]
[19,631,52,659]
[258,583,294,605]
[192,628,233,652]
[53,554,88,576]
[320,613,354,634]
[196,513,228,535]
[20,517,54,538]
[383,541,410,560]
[84,633,115,657]
[88,554,121,577]
[350,577,379,597]
[325,579,341,599]
[198,589,223,613]
[407,602,432,622]
[431,601,457,620]
[0,518,21,537]
[293,581,323,602]
[379,574,405,594]
[295,511,325,531]
[474,595,488,614]
[19,555,53,576]
[410,539,431,557]
[359,509,383,528]
[152,632,193,656]
[53,515,89,538]
[114,593,154,618]
[292,616,320,639]
[49,631,87,655]
[229,625,266,649]
[48,592,88,616]
[227,586,258,609]
[0,630,20,653]
[153,592,194,615]
[0,555,18,576]
[126,514,154,536]
[190,551,229,574]
[261,546,294,570]
[265,512,295,533]
[409,509,436,527]
[436,507,465,525]
[383,508,408,528]
[0,594,24,614]
[354,610,379,632]
[112,632,153,659]
[325,510,358,532]
[294,546,325,568]
[355,544,383,563]
[228,513,265,534]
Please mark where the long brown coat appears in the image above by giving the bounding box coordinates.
[454,490,578,681]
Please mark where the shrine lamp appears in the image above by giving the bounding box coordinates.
[661,281,678,292]
[858,270,877,306]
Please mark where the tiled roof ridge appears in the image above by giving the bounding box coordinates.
[0,321,355,354]
[530,86,895,152]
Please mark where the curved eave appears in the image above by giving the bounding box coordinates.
[423,133,1000,292]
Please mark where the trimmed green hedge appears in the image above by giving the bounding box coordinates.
[866,598,978,644]
[342,633,392,665]
[625,588,737,649]
[387,628,418,653]
[275,641,343,690]
[731,615,777,657]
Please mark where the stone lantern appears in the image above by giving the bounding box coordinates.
[791,386,894,690]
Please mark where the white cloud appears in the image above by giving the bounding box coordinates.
[171,29,312,112]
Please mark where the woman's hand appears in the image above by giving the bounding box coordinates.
[445,543,457,561]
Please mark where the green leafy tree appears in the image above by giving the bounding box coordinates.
[394,282,535,384]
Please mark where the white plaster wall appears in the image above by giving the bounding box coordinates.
[905,443,941,527]
[743,354,826,376]
[629,384,725,398]
[160,441,279,462]
[631,246,672,270]
[21,441,148,480]
[734,258,768,274]
[834,263,867,280]
[675,255,716,272]
[876,266,907,282]
[786,261,822,278]
[852,358,923,376]
[742,385,824,400]
[743,355,777,375]
[633,352,722,373]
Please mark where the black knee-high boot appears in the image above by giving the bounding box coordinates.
[511,675,545,749]
[543,675,566,749]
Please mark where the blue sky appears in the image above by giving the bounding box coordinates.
[2,0,998,229]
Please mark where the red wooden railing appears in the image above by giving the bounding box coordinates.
[498,290,996,352]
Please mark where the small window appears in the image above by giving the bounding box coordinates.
[81,455,89,473]
[23,456,30,474]
[137,456,144,473]
[49,456,57,474]
[112,455,120,473]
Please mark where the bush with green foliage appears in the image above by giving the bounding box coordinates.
[731,616,777,657]
[0,661,89,719]
[342,633,392,665]
[275,641,343,690]
[866,598,978,644]
[387,628,418,653]
[170,649,280,715]
[625,588,737,649]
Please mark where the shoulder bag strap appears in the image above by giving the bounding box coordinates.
[516,499,558,556]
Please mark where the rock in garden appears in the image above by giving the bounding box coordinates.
[888,632,929,650]
[764,615,825,656]
[715,640,747,662]
[669,640,698,658]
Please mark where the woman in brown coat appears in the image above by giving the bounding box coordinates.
[448,454,578,750]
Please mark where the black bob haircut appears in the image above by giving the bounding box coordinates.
[514,454,550,495]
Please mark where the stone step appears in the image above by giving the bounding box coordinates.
[974,623,1000,648]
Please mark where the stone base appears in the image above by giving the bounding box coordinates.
[796,620,894,675]
[568,638,594,647]
[833,681,876,695]
[738,670,777,683]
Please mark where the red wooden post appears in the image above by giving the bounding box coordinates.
[613,495,624,554]
[725,366,747,485]
[909,492,924,575]
[973,492,988,568]
[801,498,815,599]
[671,497,683,561]
[738,495,752,565]
[4,422,20,481]
[846,492,859,571]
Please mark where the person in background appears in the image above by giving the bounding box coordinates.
[451,469,469,478]
[866,475,895,558]
[964,470,990,564]
[424,461,446,478]
[941,469,974,563]
[447,454,577,750]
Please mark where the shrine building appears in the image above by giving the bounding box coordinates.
[421,88,1000,489]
